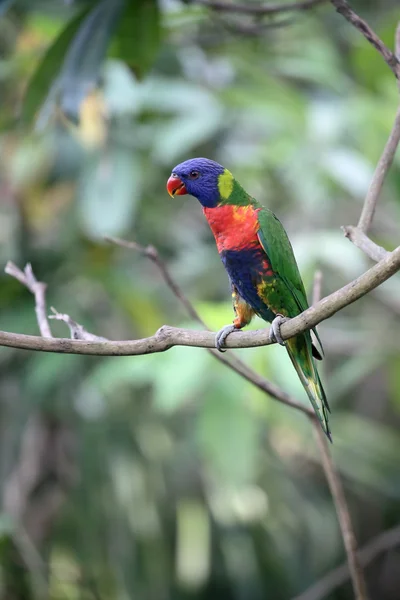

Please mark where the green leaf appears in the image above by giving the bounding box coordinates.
[197,381,259,485]
[21,4,93,124]
[26,0,125,127]
[78,146,142,239]
[110,0,161,79]
[54,0,125,120]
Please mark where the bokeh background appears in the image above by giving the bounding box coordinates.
[0,0,399,598]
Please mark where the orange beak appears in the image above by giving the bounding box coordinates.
[167,174,187,197]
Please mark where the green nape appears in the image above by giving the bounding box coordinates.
[217,169,260,207]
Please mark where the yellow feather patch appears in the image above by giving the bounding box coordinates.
[232,205,255,223]
[218,169,234,200]
[256,280,289,316]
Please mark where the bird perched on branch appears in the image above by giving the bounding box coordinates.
[167,158,331,441]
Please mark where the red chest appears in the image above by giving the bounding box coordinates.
[203,205,260,253]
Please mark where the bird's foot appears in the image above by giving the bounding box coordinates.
[269,314,288,346]
[215,324,238,352]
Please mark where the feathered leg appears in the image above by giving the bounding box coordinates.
[216,285,255,352]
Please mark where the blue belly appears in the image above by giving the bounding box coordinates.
[220,248,276,323]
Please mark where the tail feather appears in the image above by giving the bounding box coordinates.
[286,334,332,442]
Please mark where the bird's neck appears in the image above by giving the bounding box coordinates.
[203,204,260,253]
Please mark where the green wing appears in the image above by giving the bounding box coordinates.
[256,207,324,355]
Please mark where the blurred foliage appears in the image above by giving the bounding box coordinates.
[0,0,400,599]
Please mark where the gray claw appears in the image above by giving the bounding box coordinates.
[215,324,237,352]
[269,314,288,346]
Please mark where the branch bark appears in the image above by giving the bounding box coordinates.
[294,524,400,600]
[5,262,52,338]
[342,226,389,262]
[309,271,367,600]
[312,425,368,600]
[357,104,400,233]
[330,0,400,79]
[3,244,400,355]
[191,0,327,17]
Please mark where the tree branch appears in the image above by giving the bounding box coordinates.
[312,424,368,600]
[190,0,327,17]
[2,244,400,355]
[310,271,367,600]
[357,104,400,232]
[5,262,52,338]
[49,307,108,342]
[293,523,400,600]
[329,0,400,79]
[342,226,389,262]
[342,23,400,261]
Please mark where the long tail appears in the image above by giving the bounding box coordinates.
[286,333,332,442]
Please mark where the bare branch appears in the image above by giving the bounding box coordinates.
[49,307,108,342]
[106,236,206,326]
[357,104,400,232]
[2,243,400,355]
[310,270,367,599]
[294,524,400,600]
[312,424,368,600]
[190,0,327,17]
[342,226,389,262]
[5,262,52,338]
[330,1,400,79]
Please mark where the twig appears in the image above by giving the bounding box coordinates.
[357,105,400,233]
[294,523,400,600]
[2,243,400,355]
[310,272,367,599]
[330,0,400,79]
[105,237,206,326]
[49,307,108,341]
[313,416,368,599]
[342,226,389,262]
[5,262,52,338]
[191,0,327,16]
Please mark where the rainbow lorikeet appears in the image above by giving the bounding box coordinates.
[167,158,331,441]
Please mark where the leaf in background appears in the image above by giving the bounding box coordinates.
[32,0,125,128]
[197,380,260,485]
[110,0,161,79]
[152,347,211,412]
[78,146,142,239]
[21,4,92,124]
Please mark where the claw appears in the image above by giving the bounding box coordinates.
[215,324,237,352]
[269,314,288,346]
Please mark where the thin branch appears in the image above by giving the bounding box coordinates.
[294,524,400,600]
[357,104,400,232]
[312,423,368,600]
[5,262,52,338]
[2,244,400,355]
[108,238,313,415]
[190,0,327,17]
[49,307,108,341]
[105,237,207,326]
[310,271,367,600]
[330,0,400,79]
[342,226,389,262]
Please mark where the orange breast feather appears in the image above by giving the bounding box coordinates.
[203,205,261,253]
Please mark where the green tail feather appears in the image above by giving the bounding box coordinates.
[286,334,332,442]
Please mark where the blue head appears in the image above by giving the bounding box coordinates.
[167,157,226,208]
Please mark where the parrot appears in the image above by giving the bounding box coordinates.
[166,158,331,441]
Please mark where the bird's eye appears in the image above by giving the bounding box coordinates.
[189,170,200,179]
